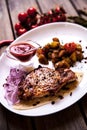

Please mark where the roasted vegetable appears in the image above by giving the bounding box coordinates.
[76,44,82,51]
[50,41,60,49]
[55,60,70,69]
[36,37,83,69]
[70,52,77,63]
[38,54,48,65]
[52,37,59,42]
[75,50,83,61]
[58,50,66,58]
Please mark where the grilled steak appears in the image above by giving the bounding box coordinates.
[18,66,77,100]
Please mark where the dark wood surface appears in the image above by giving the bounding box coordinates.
[0,0,87,130]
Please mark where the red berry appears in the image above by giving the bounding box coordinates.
[61,14,66,21]
[52,17,57,22]
[26,17,31,24]
[15,23,22,31]
[55,7,61,13]
[26,17,32,28]
[31,24,38,29]
[57,14,66,22]
[27,7,37,17]
[17,28,27,36]
[14,6,66,37]
[18,12,28,22]
[48,10,53,15]
[56,15,62,21]
[60,7,66,13]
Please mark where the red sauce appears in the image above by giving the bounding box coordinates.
[9,42,37,61]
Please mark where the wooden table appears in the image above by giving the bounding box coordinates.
[0,0,87,130]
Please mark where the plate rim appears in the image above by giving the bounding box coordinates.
[0,22,87,116]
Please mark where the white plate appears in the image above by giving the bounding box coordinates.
[0,22,87,116]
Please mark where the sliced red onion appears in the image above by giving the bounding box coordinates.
[3,68,27,105]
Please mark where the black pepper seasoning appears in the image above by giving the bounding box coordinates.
[70,92,72,96]
[51,101,55,105]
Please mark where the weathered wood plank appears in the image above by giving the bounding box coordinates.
[34,104,87,130]
[0,1,87,130]
[71,0,87,11]
[6,110,33,130]
[0,105,7,130]
[0,0,14,56]
[37,0,78,16]
[80,94,87,118]
[0,0,13,40]
[71,0,87,19]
